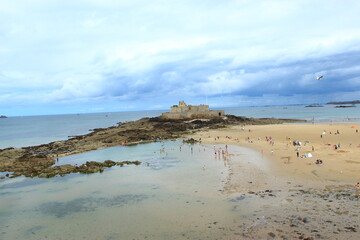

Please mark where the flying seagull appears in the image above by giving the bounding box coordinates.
[316,75,324,80]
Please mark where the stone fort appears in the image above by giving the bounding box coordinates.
[161,101,225,119]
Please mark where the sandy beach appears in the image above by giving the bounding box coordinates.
[189,122,360,239]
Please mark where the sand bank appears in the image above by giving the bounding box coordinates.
[189,122,360,239]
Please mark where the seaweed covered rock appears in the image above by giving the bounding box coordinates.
[183,138,198,144]
[104,160,117,167]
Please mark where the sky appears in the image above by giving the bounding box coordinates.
[1,0,360,116]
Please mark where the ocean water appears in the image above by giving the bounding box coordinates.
[223,104,360,122]
[0,110,163,149]
[1,104,359,149]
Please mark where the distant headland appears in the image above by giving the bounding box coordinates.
[0,115,7,118]
[327,100,360,105]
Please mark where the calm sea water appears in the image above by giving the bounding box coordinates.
[224,104,360,122]
[0,105,359,149]
[0,110,163,149]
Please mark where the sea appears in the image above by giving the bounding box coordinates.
[0,104,359,239]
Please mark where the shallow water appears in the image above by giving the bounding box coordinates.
[0,141,265,240]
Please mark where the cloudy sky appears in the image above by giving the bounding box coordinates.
[1,0,360,116]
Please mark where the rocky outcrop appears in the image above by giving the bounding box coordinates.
[182,138,199,144]
[0,160,142,179]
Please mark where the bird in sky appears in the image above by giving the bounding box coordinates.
[316,75,324,80]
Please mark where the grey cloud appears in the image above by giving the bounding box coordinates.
[95,48,360,102]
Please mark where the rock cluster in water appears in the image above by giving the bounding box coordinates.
[0,159,141,179]
[182,138,199,144]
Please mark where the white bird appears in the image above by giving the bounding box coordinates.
[316,76,324,80]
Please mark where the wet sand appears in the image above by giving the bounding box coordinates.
[189,122,360,239]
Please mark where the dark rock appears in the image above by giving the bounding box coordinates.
[344,226,357,232]
[268,232,276,238]
[103,160,116,167]
[182,138,198,144]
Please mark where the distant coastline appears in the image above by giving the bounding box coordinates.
[334,105,356,108]
[0,115,7,118]
[327,100,360,105]
[305,104,323,107]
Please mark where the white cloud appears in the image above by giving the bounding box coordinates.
[204,70,249,94]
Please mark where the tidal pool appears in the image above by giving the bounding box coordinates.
[0,140,262,239]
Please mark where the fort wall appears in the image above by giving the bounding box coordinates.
[161,101,225,119]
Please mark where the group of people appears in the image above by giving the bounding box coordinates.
[315,159,323,165]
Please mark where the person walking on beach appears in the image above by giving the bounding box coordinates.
[296,151,299,158]
[355,182,359,191]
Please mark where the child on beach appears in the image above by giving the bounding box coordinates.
[355,182,359,191]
